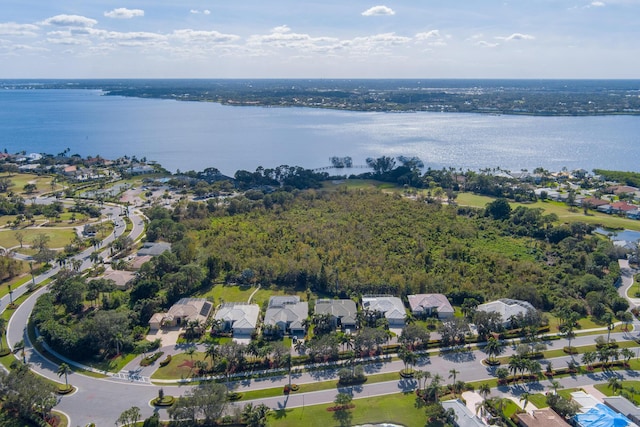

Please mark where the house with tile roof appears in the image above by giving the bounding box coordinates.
[149,298,213,330]
[407,294,455,319]
[264,296,308,337]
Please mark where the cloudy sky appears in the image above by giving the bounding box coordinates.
[1,1,638,79]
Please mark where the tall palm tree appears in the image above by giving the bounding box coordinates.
[449,368,460,393]
[205,343,218,370]
[548,380,563,395]
[57,363,71,386]
[520,392,530,411]
[484,336,503,363]
[608,377,622,395]
[478,383,491,401]
[0,318,7,353]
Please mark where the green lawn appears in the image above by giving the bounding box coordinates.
[0,172,61,197]
[456,192,640,231]
[151,351,209,380]
[195,284,307,308]
[268,392,424,427]
[528,393,549,409]
[0,227,76,250]
[594,381,640,404]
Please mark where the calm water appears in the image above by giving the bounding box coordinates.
[1,89,640,176]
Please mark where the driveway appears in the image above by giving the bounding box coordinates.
[146,328,182,348]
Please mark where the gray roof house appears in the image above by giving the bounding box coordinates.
[407,294,455,319]
[361,295,406,326]
[264,296,308,337]
[476,298,535,326]
[137,242,172,257]
[214,303,260,337]
[314,299,358,330]
[441,399,486,427]
[603,396,640,425]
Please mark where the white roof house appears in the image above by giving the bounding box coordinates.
[407,294,455,319]
[214,303,260,336]
[441,399,486,427]
[361,295,406,326]
[476,298,534,326]
[264,296,308,337]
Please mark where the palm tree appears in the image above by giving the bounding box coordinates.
[548,380,563,395]
[520,392,530,411]
[621,348,634,366]
[205,343,218,370]
[484,336,503,363]
[57,363,71,386]
[0,318,7,353]
[608,377,622,395]
[448,369,460,394]
[582,351,596,369]
[478,383,491,401]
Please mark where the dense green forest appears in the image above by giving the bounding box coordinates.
[166,188,625,314]
[31,186,628,362]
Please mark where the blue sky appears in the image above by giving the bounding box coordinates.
[1,1,638,78]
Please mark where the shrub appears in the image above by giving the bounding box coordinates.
[159,354,172,367]
[140,351,164,367]
[226,392,242,401]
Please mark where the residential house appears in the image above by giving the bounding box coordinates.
[314,299,358,331]
[516,408,570,427]
[361,295,406,327]
[407,294,454,319]
[149,298,213,330]
[137,242,172,257]
[214,303,260,336]
[264,296,308,337]
[603,396,640,425]
[441,399,486,427]
[476,299,535,327]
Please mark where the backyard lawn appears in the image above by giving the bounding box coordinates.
[456,193,640,231]
[268,392,424,427]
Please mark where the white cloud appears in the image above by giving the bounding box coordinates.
[476,41,499,48]
[415,30,441,41]
[415,30,448,47]
[361,6,396,16]
[190,9,211,15]
[171,29,240,43]
[497,33,535,41]
[590,1,606,6]
[247,25,338,50]
[0,22,39,37]
[40,14,97,28]
[104,8,144,19]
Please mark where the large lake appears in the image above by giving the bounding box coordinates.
[1,89,640,176]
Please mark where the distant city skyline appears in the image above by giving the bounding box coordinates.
[1,1,639,79]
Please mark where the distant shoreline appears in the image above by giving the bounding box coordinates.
[3,78,640,117]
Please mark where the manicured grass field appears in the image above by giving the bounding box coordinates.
[268,391,424,427]
[0,227,76,250]
[456,192,640,231]
[594,381,640,404]
[195,284,306,308]
[0,172,61,196]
